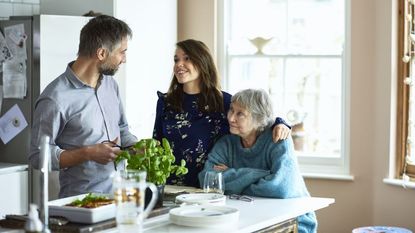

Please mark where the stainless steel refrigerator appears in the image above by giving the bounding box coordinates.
[0,15,90,215]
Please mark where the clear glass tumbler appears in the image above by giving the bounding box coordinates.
[203,171,225,195]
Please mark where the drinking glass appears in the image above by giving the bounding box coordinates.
[203,171,225,194]
[112,170,158,233]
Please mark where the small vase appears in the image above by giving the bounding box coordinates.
[145,184,165,209]
[249,37,273,55]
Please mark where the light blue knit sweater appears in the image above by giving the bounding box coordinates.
[199,128,317,233]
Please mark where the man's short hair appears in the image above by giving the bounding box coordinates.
[78,15,132,57]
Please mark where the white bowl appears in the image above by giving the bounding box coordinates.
[48,193,115,224]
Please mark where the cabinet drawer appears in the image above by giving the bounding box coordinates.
[254,217,298,233]
[0,170,28,217]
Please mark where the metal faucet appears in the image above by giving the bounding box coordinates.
[39,135,51,233]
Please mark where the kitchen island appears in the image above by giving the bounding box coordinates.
[0,195,334,232]
[102,196,334,233]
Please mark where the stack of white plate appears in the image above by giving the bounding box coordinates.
[175,193,226,206]
[169,204,239,228]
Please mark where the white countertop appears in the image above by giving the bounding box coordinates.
[0,162,28,175]
[101,196,335,233]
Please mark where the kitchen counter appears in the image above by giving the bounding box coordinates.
[0,196,334,232]
[101,196,334,233]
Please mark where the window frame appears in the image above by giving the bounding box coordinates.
[217,0,351,177]
[397,0,415,179]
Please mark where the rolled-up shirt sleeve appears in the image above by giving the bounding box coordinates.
[29,97,65,170]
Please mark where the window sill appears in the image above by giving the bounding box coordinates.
[383,178,415,189]
[302,173,354,181]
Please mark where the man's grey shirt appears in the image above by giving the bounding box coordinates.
[29,62,137,198]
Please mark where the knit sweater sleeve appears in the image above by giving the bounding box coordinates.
[242,138,309,198]
[198,135,270,193]
[243,137,317,233]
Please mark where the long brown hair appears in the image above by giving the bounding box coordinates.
[165,39,224,113]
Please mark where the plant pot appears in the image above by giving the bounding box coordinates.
[145,184,165,209]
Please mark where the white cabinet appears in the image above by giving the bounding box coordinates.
[0,163,28,217]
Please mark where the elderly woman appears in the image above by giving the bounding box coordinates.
[198,89,317,233]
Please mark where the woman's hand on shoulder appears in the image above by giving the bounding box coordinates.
[272,124,291,142]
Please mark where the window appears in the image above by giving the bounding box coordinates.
[218,0,349,175]
[397,0,415,180]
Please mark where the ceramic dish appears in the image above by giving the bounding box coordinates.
[175,193,226,206]
[169,204,239,228]
[48,193,115,224]
[352,226,412,233]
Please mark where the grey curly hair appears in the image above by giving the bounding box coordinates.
[231,89,274,133]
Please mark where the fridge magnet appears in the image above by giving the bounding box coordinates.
[12,117,20,127]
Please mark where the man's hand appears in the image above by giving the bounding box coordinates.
[60,138,121,168]
[88,143,121,164]
[272,124,291,142]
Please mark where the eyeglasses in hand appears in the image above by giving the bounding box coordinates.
[229,194,254,202]
[101,140,131,150]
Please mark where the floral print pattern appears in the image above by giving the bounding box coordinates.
[153,91,231,187]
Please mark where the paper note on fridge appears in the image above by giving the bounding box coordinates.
[2,60,27,98]
[0,104,28,144]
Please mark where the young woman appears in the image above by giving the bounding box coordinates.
[153,39,290,187]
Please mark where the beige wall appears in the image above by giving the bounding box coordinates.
[177,0,216,55]
[178,0,415,232]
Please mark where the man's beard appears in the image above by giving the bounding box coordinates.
[99,62,118,76]
[99,66,118,76]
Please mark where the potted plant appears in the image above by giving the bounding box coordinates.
[115,138,188,208]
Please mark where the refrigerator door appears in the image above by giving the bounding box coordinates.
[0,15,88,164]
[0,18,32,215]
[0,18,33,165]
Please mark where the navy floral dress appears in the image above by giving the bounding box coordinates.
[153,91,287,187]
[153,91,232,187]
